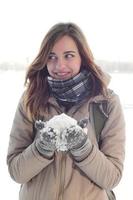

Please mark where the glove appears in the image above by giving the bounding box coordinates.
[77,118,89,128]
[63,125,92,161]
[63,125,87,150]
[35,120,57,159]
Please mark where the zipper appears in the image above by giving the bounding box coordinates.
[56,151,66,200]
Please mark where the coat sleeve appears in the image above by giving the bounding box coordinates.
[7,95,54,184]
[74,93,125,190]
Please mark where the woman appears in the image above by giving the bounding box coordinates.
[7,22,125,200]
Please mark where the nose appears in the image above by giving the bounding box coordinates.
[55,58,66,71]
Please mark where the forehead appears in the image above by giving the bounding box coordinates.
[52,35,78,52]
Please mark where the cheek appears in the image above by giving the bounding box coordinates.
[74,57,81,70]
[73,61,81,73]
[75,67,81,75]
[47,64,53,74]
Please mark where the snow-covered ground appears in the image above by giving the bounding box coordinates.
[0,70,132,200]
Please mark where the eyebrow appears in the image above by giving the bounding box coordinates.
[50,51,76,55]
[64,51,76,54]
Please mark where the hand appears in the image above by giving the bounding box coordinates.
[35,124,57,159]
[35,120,45,130]
[63,125,92,161]
[39,127,57,151]
[77,118,89,128]
[63,125,88,151]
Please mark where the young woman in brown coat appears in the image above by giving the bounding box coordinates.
[7,22,125,200]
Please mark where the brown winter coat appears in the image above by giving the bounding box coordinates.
[7,89,125,200]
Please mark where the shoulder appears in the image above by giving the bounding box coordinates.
[15,91,33,123]
[105,89,123,114]
[15,91,26,114]
[90,88,121,108]
[102,89,125,126]
[89,88,123,118]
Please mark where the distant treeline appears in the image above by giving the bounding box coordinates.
[96,60,133,73]
[0,60,133,73]
[0,61,26,71]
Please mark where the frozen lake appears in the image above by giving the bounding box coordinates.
[0,70,133,200]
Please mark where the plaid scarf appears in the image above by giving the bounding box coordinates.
[47,69,92,104]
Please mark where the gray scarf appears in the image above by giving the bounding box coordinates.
[47,69,93,104]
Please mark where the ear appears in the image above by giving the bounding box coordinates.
[35,120,46,130]
[77,118,89,128]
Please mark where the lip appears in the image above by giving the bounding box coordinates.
[54,72,71,79]
[56,72,69,75]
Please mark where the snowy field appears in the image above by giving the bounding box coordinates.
[0,70,133,200]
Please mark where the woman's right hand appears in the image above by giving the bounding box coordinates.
[35,127,57,159]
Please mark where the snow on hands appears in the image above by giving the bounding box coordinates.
[35,113,88,151]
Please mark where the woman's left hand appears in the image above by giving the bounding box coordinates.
[62,125,92,161]
[63,125,88,150]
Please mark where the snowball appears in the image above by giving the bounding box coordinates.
[46,113,77,131]
[45,113,78,151]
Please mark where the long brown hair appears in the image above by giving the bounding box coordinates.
[24,22,107,120]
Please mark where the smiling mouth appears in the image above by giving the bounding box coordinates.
[54,72,71,80]
[56,72,70,76]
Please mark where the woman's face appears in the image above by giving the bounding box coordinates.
[47,35,81,80]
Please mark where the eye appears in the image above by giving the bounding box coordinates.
[65,54,75,59]
[48,54,57,61]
